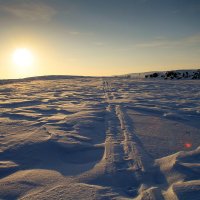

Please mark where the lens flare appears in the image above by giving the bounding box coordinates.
[184,143,192,148]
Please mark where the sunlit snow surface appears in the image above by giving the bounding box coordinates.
[0,77,200,200]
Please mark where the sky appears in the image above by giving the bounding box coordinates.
[0,0,200,78]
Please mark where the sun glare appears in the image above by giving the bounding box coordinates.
[12,48,34,68]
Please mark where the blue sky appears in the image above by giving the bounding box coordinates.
[0,0,200,78]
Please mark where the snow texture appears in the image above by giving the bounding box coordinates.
[0,76,199,199]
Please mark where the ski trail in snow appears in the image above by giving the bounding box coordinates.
[103,80,153,174]
[100,80,168,199]
[79,79,166,199]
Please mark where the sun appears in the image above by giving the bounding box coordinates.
[12,48,34,68]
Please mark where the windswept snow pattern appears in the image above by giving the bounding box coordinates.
[0,77,200,200]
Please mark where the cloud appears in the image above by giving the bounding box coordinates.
[93,42,105,46]
[135,34,200,48]
[116,48,132,52]
[0,0,57,21]
[185,34,200,44]
[66,31,94,37]
[68,31,81,36]
[135,40,169,48]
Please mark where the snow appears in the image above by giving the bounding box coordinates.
[0,77,199,199]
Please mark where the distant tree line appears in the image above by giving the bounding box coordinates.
[145,69,200,80]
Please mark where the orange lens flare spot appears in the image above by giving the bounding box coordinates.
[184,143,192,148]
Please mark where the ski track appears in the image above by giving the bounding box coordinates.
[103,80,153,173]
[78,79,166,199]
[99,80,164,198]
